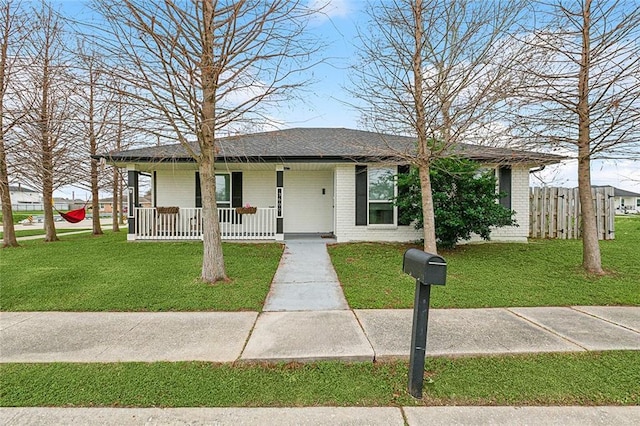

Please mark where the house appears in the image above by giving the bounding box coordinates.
[97,128,564,242]
[9,184,42,210]
[593,186,640,214]
[99,195,151,214]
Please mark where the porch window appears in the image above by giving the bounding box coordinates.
[216,174,231,208]
[368,167,395,225]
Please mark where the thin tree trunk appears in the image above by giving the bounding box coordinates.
[412,0,437,254]
[418,163,437,253]
[41,110,57,242]
[91,157,102,234]
[0,139,19,247]
[198,0,227,283]
[577,0,603,275]
[112,168,119,232]
[0,2,18,247]
[200,156,227,282]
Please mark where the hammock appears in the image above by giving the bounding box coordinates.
[55,201,89,224]
[58,207,86,223]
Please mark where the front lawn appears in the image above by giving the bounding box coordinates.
[329,216,640,308]
[0,232,283,311]
[1,351,637,407]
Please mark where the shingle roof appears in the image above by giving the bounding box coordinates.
[97,127,565,165]
[592,186,640,197]
[9,185,37,193]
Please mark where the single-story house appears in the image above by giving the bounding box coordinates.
[9,184,42,210]
[593,186,640,214]
[97,128,563,242]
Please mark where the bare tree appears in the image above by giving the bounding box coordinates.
[512,0,640,274]
[12,1,80,242]
[350,0,528,253]
[74,43,118,236]
[95,0,321,283]
[0,0,27,248]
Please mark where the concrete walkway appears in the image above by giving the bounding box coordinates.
[2,306,638,363]
[2,406,639,425]
[262,235,348,311]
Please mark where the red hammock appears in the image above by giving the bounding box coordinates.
[58,206,86,223]
[55,201,89,223]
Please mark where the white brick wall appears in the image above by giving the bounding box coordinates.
[479,166,530,242]
[334,164,421,243]
[153,163,531,243]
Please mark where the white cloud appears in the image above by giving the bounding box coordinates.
[307,0,352,21]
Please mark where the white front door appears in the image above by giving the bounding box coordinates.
[283,171,334,233]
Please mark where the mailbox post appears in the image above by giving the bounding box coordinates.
[403,248,446,398]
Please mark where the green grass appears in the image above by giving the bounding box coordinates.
[0,232,283,311]
[0,228,91,239]
[1,352,637,407]
[329,216,640,308]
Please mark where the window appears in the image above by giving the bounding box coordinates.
[216,174,230,208]
[636,199,640,207]
[368,167,395,225]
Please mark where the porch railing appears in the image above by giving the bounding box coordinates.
[134,207,276,240]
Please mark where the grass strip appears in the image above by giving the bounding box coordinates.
[0,232,283,312]
[1,352,638,407]
[329,216,640,308]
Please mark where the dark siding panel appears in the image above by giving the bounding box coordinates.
[499,166,512,209]
[195,172,202,208]
[231,172,243,207]
[397,165,410,226]
[355,165,367,226]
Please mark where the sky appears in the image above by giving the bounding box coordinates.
[47,0,639,198]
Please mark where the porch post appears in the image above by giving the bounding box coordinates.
[127,168,139,241]
[275,165,284,241]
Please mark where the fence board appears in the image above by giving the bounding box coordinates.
[529,186,614,240]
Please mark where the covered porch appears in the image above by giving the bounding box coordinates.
[132,206,277,241]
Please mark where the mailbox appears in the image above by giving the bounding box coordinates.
[403,249,447,286]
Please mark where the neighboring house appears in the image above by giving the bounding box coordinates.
[97,128,563,242]
[99,195,151,213]
[9,185,42,210]
[593,186,640,214]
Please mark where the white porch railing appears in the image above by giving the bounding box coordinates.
[134,207,276,240]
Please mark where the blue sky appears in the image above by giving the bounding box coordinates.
[48,0,639,196]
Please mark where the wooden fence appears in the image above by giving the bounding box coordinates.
[529,186,615,240]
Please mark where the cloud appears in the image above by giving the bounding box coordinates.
[307,0,352,20]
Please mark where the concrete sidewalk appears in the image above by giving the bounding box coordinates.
[2,406,639,425]
[263,236,348,311]
[2,306,638,363]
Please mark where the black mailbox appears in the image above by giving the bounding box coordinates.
[403,249,446,286]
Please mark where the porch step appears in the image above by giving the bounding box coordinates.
[263,238,348,311]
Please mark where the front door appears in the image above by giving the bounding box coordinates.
[283,171,333,234]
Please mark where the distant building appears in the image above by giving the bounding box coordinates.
[9,185,42,210]
[593,186,640,214]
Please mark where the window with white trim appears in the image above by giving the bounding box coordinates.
[368,167,395,225]
[215,174,230,208]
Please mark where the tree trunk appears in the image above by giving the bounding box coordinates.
[199,156,227,283]
[41,131,57,242]
[0,76,17,246]
[90,157,102,235]
[197,0,227,283]
[412,0,437,254]
[0,141,19,247]
[577,0,603,275]
[112,167,119,232]
[418,163,437,253]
